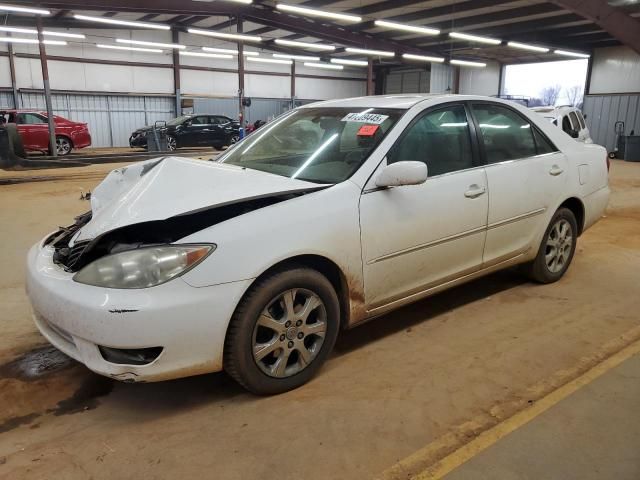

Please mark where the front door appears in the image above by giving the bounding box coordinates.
[360,103,488,311]
[469,102,569,266]
[180,115,212,146]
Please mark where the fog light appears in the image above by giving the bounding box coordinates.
[99,346,163,365]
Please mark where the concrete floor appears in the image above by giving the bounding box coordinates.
[0,159,639,479]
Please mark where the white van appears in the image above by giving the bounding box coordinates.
[531,106,593,143]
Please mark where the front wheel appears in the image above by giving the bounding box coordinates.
[522,207,578,283]
[55,136,72,156]
[166,135,177,151]
[224,267,340,395]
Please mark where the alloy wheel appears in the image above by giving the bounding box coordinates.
[230,134,240,144]
[166,136,177,151]
[56,137,71,155]
[252,288,327,378]
[545,218,573,273]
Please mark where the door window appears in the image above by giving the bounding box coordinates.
[568,112,580,131]
[17,113,47,125]
[472,104,537,163]
[190,116,209,125]
[576,112,586,129]
[387,104,473,176]
[561,115,573,135]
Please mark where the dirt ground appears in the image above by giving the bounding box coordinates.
[0,159,639,480]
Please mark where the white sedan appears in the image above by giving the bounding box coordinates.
[26,95,610,394]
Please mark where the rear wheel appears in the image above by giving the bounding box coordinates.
[522,207,577,283]
[230,134,240,144]
[224,267,340,395]
[55,136,72,156]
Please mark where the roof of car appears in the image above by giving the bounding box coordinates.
[301,94,530,110]
[531,105,580,116]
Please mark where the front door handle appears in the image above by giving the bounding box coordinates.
[464,185,486,199]
[549,165,564,176]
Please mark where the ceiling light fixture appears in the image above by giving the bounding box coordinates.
[276,4,361,23]
[450,59,486,67]
[449,32,501,45]
[74,14,170,30]
[202,47,259,56]
[330,58,368,66]
[374,20,440,35]
[507,41,549,53]
[554,49,590,58]
[402,53,445,63]
[0,26,85,38]
[0,36,66,45]
[188,28,262,42]
[304,62,343,70]
[345,47,394,57]
[117,38,185,49]
[247,57,292,65]
[0,4,50,15]
[179,51,233,59]
[274,38,335,51]
[273,53,321,61]
[97,44,163,53]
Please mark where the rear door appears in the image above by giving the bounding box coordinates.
[16,113,50,151]
[470,102,568,266]
[180,115,211,146]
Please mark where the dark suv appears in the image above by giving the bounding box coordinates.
[129,114,240,151]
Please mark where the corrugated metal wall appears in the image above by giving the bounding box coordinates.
[583,94,640,151]
[384,69,430,94]
[0,90,15,109]
[430,64,453,94]
[14,92,175,147]
[192,97,308,124]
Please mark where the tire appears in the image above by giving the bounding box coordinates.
[224,267,340,395]
[55,136,73,156]
[230,134,240,144]
[522,207,578,284]
[166,135,177,151]
[213,144,225,151]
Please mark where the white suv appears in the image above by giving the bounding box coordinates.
[531,106,592,143]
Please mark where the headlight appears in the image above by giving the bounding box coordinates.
[73,244,214,289]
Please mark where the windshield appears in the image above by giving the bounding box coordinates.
[167,115,191,126]
[219,107,403,183]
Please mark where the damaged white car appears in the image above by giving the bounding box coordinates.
[26,95,610,394]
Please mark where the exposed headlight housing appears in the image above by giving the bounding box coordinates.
[73,244,214,289]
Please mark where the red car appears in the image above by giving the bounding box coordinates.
[0,110,91,156]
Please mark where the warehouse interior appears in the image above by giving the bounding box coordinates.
[1,0,640,479]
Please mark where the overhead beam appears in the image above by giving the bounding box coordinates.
[548,0,640,54]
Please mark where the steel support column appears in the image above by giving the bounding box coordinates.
[452,66,460,94]
[237,16,245,129]
[7,34,20,109]
[172,28,181,116]
[366,59,374,96]
[36,16,57,157]
[290,61,296,109]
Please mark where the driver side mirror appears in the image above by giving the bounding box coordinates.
[375,161,428,188]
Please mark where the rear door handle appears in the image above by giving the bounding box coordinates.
[549,165,564,176]
[464,185,486,199]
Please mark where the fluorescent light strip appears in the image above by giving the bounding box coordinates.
[402,53,445,63]
[274,38,335,51]
[247,57,292,65]
[554,49,590,58]
[507,41,549,53]
[345,47,394,57]
[202,47,259,56]
[74,14,169,30]
[449,32,501,45]
[274,53,320,61]
[374,20,439,35]
[450,59,486,67]
[180,51,233,59]
[97,44,163,53]
[0,4,50,15]
[276,4,361,23]
[0,26,85,38]
[117,38,185,49]
[0,36,66,45]
[304,62,343,70]
[188,28,262,42]
[330,58,368,66]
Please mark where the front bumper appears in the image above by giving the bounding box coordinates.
[26,240,251,382]
[129,134,147,148]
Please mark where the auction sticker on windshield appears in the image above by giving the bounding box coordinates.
[341,112,389,124]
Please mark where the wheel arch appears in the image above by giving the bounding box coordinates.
[558,197,585,236]
[56,134,74,147]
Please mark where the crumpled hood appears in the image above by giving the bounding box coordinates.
[74,156,320,242]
